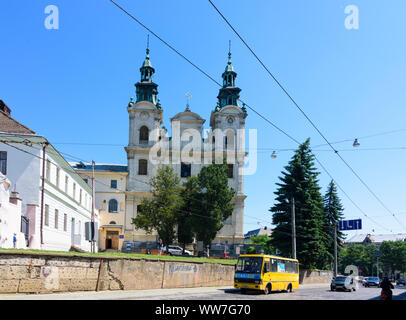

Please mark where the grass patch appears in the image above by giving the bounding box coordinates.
[0,248,237,265]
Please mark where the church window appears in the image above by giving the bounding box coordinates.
[108,199,118,213]
[138,159,148,175]
[140,126,149,144]
[227,164,234,179]
[181,163,191,178]
[111,180,117,189]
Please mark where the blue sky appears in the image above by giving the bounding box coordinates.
[1,0,406,239]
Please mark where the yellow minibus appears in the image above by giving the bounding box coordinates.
[234,254,299,294]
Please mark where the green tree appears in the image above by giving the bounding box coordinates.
[184,161,235,248]
[338,243,380,276]
[177,177,199,254]
[270,138,328,270]
[250,234,275,255]
[323,180,345,269]
[380,240,406,276]
[132,165,183,252]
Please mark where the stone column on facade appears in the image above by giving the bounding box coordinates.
[129,112,136,146]
[125,195,135,232]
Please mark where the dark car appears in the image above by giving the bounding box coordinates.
[365,277,380,287]
[396,278,406,286]
[331,276,356,292]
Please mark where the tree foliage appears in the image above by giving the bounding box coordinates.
[132,165,183,250]
[250,234,275,255]
[269,138,328,270]
[323,180,345,268]
[380,240,406,274]
[183,161,235,247]
[338,243,380,276]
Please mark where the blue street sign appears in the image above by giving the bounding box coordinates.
[339,219,362,231]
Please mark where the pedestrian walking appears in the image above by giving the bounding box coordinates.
[13,233,17,249]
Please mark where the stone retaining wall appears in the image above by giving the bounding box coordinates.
[0,252,333,294]
[0,252,234,294]
[299,269,334,284]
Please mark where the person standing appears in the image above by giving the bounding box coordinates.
[157,239,163,256]
[13,233,17,249]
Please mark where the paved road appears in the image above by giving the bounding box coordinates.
[1,283,405,300]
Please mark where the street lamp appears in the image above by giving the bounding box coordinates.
[271,151,277,159]
[353,138,360,147]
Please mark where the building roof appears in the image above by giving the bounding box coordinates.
[345,233,406,244]
[71,162,128,173]
[244,227,272,238]
[0,101,36,134]
[0,133,92,194]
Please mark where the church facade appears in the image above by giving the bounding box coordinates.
[74,47,248,252]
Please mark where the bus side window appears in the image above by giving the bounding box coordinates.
[263,262,270,273]
[286,261,292,273]
[271,259,278,272]
[293,262,298,273]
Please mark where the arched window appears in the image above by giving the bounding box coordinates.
[109,221,116,225]
[108,199,118,213]
[139,126,149,144]
[138,159,148,175]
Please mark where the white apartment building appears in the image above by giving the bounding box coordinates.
[0,101,97,252]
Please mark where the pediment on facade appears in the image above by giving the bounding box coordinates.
[170,111,205,123]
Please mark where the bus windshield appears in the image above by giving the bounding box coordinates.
[236,256,263,274]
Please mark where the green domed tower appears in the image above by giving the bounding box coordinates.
[217,48,241,108]
[134,46,159,105]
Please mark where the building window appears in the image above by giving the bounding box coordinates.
[108,199,118,213]
[137,205,142,214]
[181,163,191,178]
[46,160,51,180]
[79,189,82,204]
[54,209,59,229]
[56,168,60,188]
[227,164,234,179]
[0,151,7,175]
[84,178,88,184]
[138,159,148,175]
[109,221,117,225]
[111,180,117,189]
[73,183,76,199]
[139,126,149,144]
[65,176,69,193]
[63,214,67,232]
[44,204,49,226]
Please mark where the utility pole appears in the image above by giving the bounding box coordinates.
[376,257,379,277]
[334,222,338,277]
[91,160,95,253]
[291,197,296,260]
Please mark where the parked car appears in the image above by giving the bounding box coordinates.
[162,245,193,256]
[365,277,380,287]
[331,276,357,292]
[362,277,369,286]
[396,278,406,286]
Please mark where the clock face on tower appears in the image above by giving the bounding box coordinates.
[140,112,150,120]
[227,117,234,124]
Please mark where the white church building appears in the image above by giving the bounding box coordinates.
[73,47,248,254]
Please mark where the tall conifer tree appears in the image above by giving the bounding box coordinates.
[270,138,327,270]
[323,180,345,269]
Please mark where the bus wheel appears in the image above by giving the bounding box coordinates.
[287,284,293,293]
[264,283,272,295]
[240,288,247,294]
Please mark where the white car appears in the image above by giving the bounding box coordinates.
[163,245,193,256]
